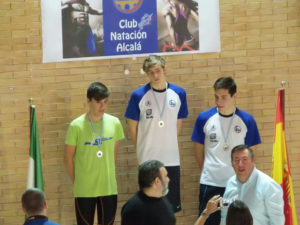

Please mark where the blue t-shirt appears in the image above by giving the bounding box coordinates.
[24,217,59,225]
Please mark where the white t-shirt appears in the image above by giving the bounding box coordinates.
[191,107,261,187]
[125,83,188,166]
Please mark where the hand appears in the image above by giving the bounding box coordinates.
[71,11,89,25]
[203,195,223,216]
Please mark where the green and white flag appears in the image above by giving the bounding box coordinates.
[27,105,44,190]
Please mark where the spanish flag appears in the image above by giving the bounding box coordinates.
[272,89,298,225]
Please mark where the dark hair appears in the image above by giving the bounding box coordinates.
[138,160,164,189]
[87,82,110,101]
[22,188,45,215]
[226,200,253,225]
[213,77,237,96]
[231,144,254,161]
[177,0,198,13]
[142,55,166,72]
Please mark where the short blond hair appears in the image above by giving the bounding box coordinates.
[143,55,166,72]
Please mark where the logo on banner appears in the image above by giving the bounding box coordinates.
[113,0,143,13]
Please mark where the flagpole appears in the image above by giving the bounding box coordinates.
[29,97,34,126]
[280,81,286,129]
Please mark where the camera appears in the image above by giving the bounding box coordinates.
[219,197,236,207]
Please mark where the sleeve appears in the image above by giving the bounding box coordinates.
[178,89,188,119]
[191,115,205,144]
[245,115,261,147]
[114,118,125,141]
[65,123,78,146]
[265,182,285,225]
[124,92,141,121]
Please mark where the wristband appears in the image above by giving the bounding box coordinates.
[201,211,209,217]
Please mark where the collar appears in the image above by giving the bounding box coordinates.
[150,82,169,92]
[27,215,48,221]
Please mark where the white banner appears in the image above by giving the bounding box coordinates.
[41,0,220,63]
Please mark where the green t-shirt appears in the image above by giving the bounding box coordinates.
[65,113,124,197]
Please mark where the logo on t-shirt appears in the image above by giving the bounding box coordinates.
[145,100,151,107]
[84,137,113,146]
[169,99,176,107]
[210,133,218,142]
[234,125,242,133]
[146,109,153,119]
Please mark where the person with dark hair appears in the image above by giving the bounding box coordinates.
[162,0,199,50]
[194,198,253,225]
[121,160,176,225]
[191,77,261,225]
[221,145,284,225]
[226,200,253,225]
[64,82,124,225]
[22,188,59,225]
[125,55,188,213]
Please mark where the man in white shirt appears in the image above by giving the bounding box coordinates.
[221,144,285,225]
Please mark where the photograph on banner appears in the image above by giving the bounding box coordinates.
[41,0,220,62]
[157,0,199,52]
[61,0,103,58]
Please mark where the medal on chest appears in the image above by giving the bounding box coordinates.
[151,83,168,128]
[88,113,104,158]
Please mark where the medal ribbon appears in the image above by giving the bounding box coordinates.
[218,109,235,147]
[150,82,168,120]
[88,113,103,149]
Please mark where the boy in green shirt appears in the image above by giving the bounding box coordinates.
[64,82,124,225]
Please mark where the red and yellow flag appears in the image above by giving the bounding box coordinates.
[272,89,298,225]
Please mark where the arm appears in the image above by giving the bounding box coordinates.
[114,141,120,160]
[64,145,76,183]
[127,119,138,147]
[194,195,222,225]
[164,14,176,46]
[194,142,205,170]
[177,119,183,135]
[190,9,199,23]
[266,183,285,225]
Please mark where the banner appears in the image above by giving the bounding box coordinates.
[41,0,221,62]
[272,89,298,225]
[27,106,44,191]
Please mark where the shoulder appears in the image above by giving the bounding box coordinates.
[196,107,218,122]
[69,114,86,126]
[122,192,143,213]
[223,175,238,197]
[226,175,237,187]
[235,108,256,122]
[168,83,186,94]
[104,113,120,122]
[131,84,151,97]
[47,221,60,225]
[256,169,281,190]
